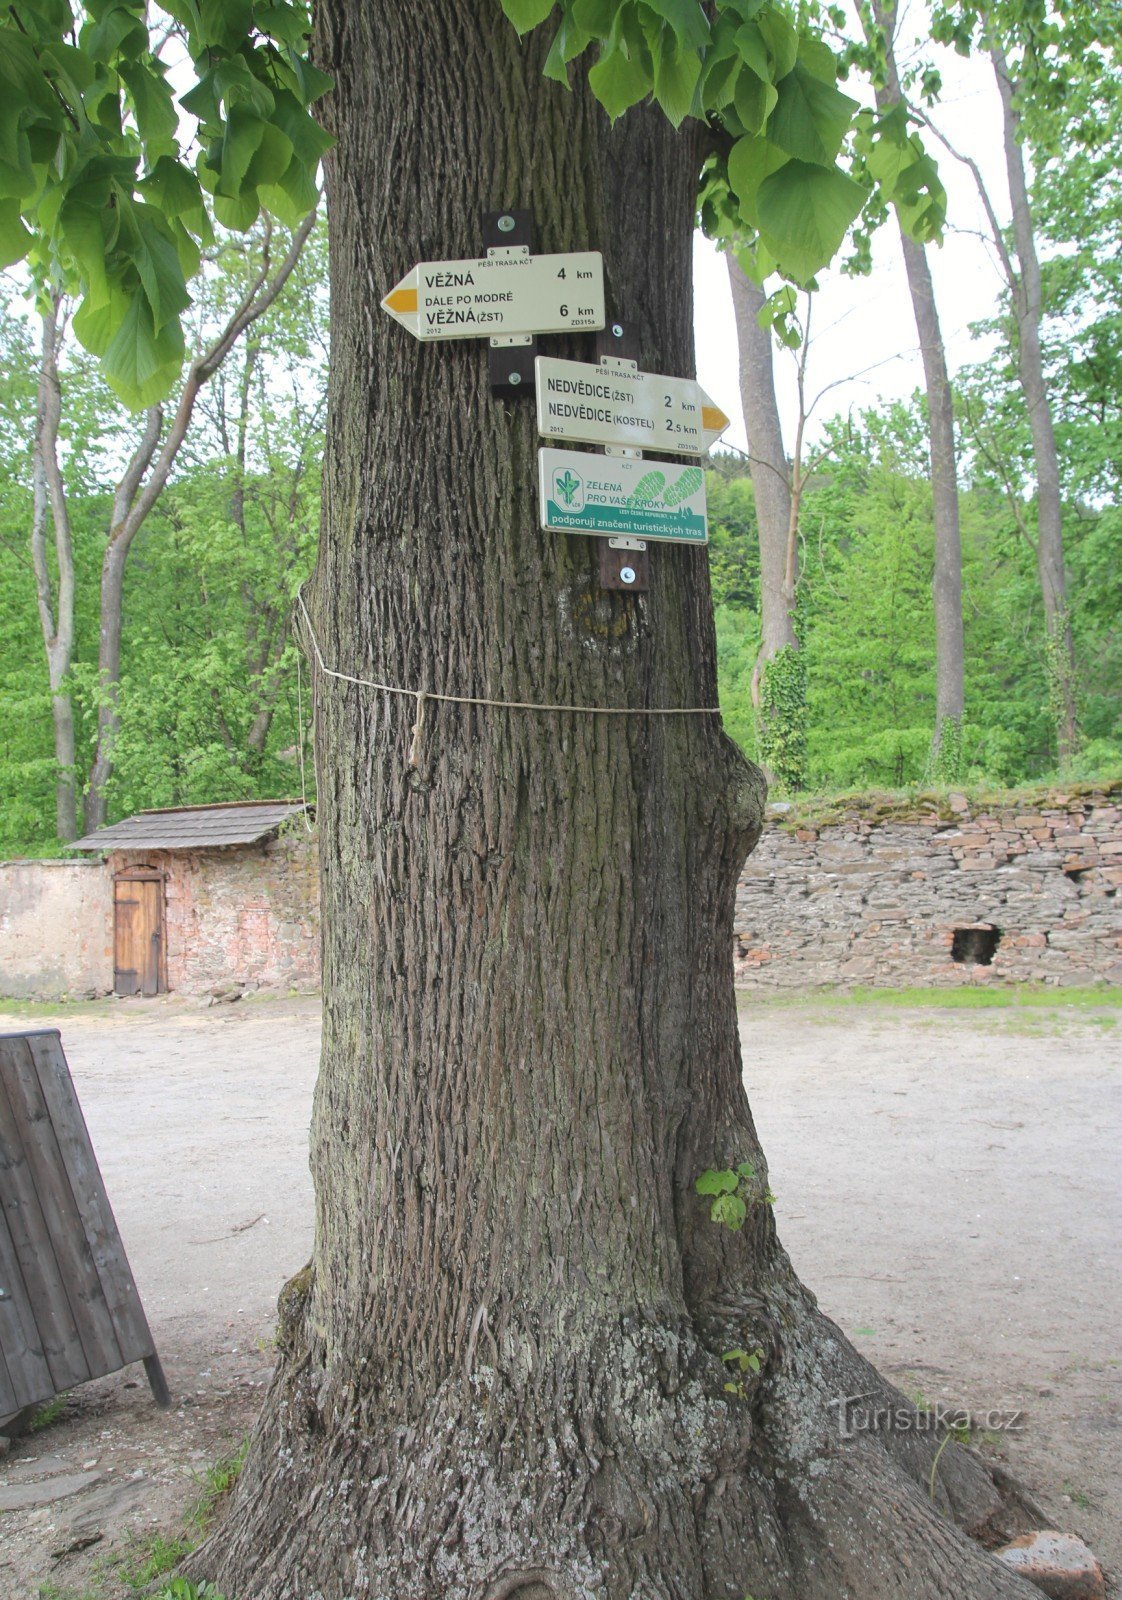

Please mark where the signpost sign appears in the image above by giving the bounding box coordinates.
[538,448,708,545]
[382,249,605,341]
[535,357,729,454]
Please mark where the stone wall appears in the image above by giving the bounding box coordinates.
[734,786,1122,988]
[109,830,320,995]
[0,859,113,1000]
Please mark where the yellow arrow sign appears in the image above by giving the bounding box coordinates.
[534,356,731,456]
[381,252,605,341]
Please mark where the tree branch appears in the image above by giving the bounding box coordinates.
[910,105,1019,293]
[117,204,319,555]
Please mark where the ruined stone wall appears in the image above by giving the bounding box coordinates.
[0,859,113,999]
[734,787,1122,988]
[109,830,320,996]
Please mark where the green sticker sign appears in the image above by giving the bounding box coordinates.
[537,448,708,544]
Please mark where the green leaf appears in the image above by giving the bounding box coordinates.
[0,197,33,269]
[199,0,254,52]
[254,3,312,45]
[102,288,185,407]
[119,61,179,152]
[696,1167,737,1196]
[139,156,206,221]
[243,120,294,189]
[797,34,840,85]
[653,35,701,127]
[258,156,318,225]
[756,7,797,80]
[212,188,261,230]
[499,0,555,33]
[733,20,772,85]
[218,104,267,198]
[128,206,192,332]
[640,0,709,50]
[699,48,739,110]
[269,88,334,166]
[286,51,333,106]
[588,40,652,120]
[710,1192,748,1229]
[573,0,615,30]
[768,62,858,168]
[81,3,149,64]
[733,66,777,135]
[727,132,788,218]
[756,157,866,282]
[73,278,128,357]
[736,1160,757,1178]
[180,72,222,128]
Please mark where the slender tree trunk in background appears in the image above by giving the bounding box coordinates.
[81,213,317,831]
[30,300,78,843]
[83,405,163,834]
[726,257,796,705]
[726,259,806,792]
[990,36,1079,763]
[192,6,1041,1595]
[872,0,965,777]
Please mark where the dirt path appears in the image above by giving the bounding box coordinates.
[0,993,1117,1597]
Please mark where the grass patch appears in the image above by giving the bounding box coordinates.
[186,1438,250,1532]
[116,1533,196,1590]
[771,775,1121,832]
[40,1440,249,1600]
[0,996,115,1020]
[29,1392,69,1432]
[741,984,1122,1011]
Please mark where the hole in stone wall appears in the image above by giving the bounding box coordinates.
[951,925,1002,966]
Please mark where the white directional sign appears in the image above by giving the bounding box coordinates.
[381,249,605,341]
[538,448,708,545]
[536,356,730,455]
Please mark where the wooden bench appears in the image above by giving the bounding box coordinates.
[0,1029,168,1427]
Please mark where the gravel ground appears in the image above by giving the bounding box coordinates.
[0,991,1117,1597]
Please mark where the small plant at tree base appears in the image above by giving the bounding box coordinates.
[696,1162,776,1229]
[927,714,964,784]
[757,646,808,793]
[721,1346,766,1398]
[1044,614,1080,763]
[188,1437,250,1531]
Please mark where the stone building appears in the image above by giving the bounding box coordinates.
[64,800,319,998]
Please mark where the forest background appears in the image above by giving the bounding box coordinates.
[0,6,1118,858]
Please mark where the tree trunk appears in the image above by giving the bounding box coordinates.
[83,537,130,834]
[872,0,965,777]
[725,258,796,703]
[191,7,1042,1596]
[990,36,1078,763]
[31,302,78,842]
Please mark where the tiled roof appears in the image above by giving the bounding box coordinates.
[70,800,310,852]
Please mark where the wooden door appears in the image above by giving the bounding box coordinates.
[113,873,165,997]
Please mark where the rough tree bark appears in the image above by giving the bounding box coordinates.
[872,0,965,774]
[989,35,1078,763]
[725,259,796,706]
[192,7,1042,1596]
[31,297,78,842]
